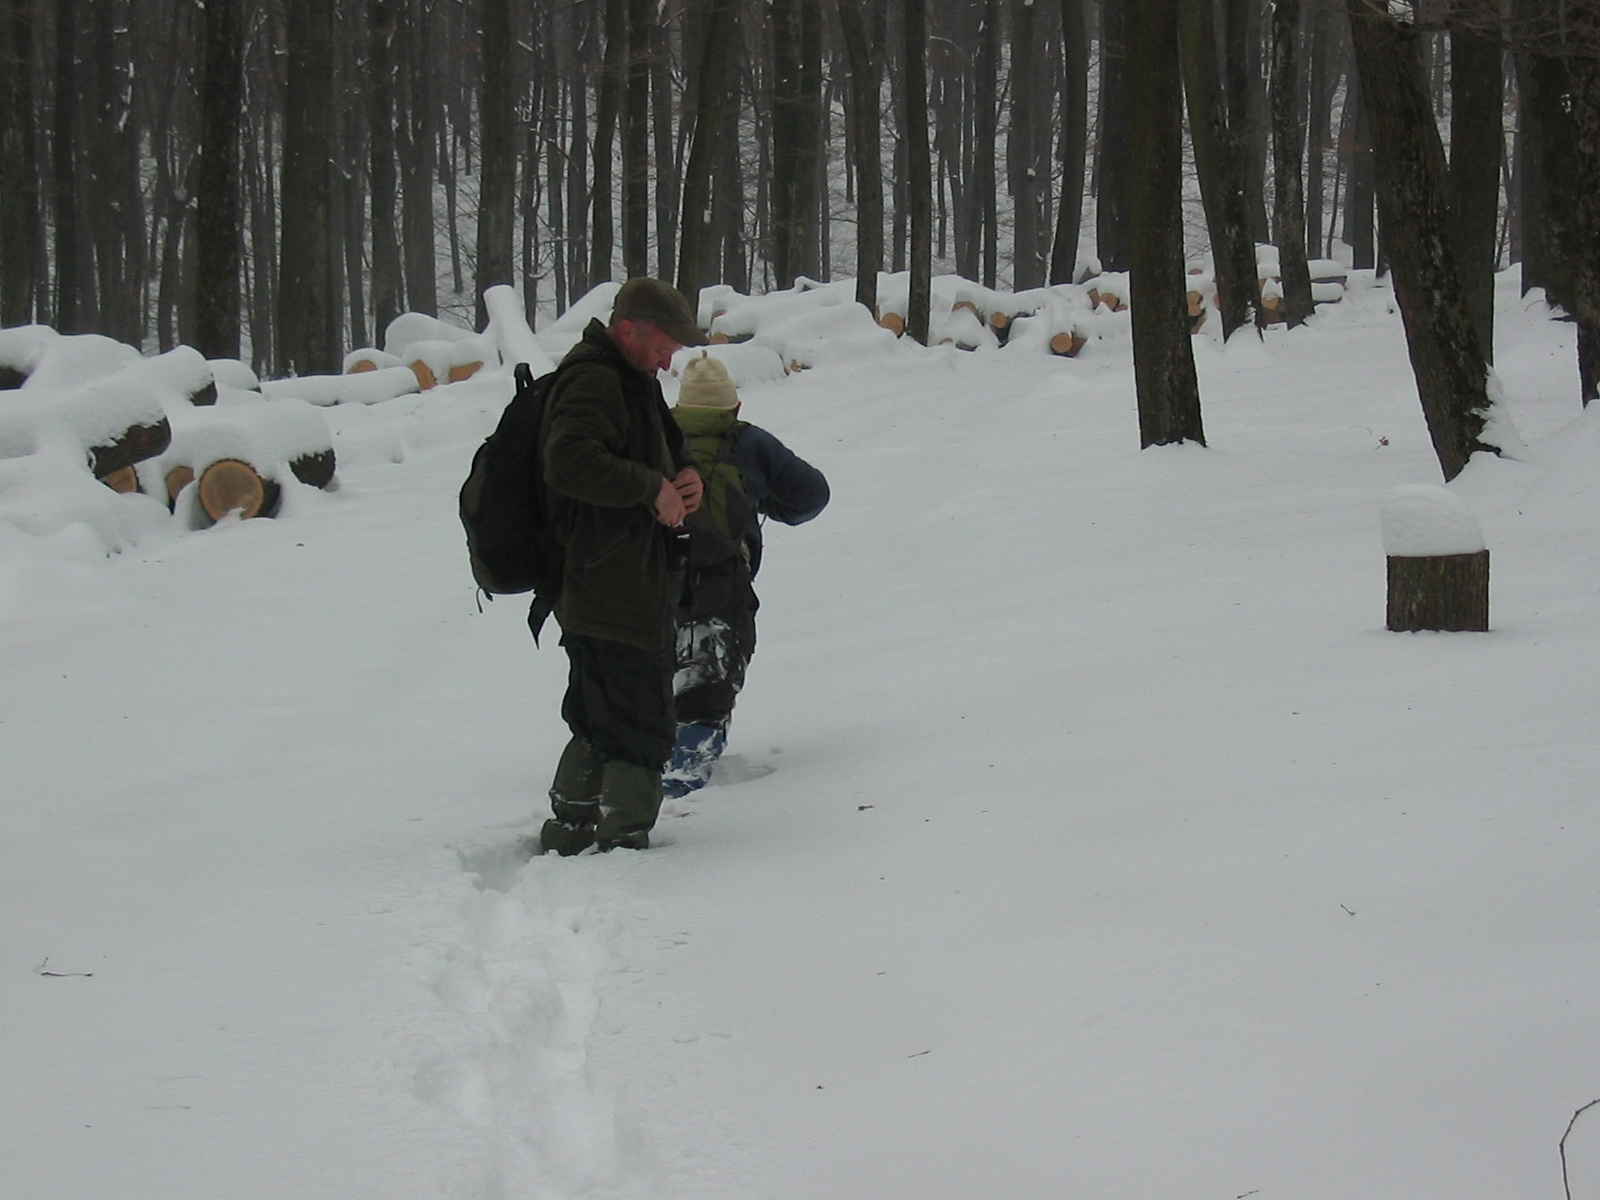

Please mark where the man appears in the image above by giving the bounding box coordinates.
[664,353,830,797]
[539,277,707,855]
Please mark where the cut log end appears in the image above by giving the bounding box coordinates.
[447,361,483,384]
[1049,332,1087,357]
[409,360,438,391]
[348,359,380,374]
[197,459,281,522]
[878,312,906,337]
[188,381,218,406]
[1387,550,1489,632]
[166,465,195,505]
[101,465,140,494]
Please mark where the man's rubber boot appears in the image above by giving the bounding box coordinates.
[542,737,603,855]
[539,817,596,856]
[594,759,662,851]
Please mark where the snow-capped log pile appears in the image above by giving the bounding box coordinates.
[687,273,1108,367]
[0,332,216,492]
[0,325,342,555]
[151,372,338,526]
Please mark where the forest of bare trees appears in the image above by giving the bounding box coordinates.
[0,0,1594,436]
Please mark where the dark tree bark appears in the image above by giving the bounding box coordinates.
[650,10,677,282]
[400,0,437,317]
[52,0,80,332]
[1128,0,1204,447]
[795,0,824,280]
[838,0,886,314]
[91,0,142,342]
[1224,0,1270,243]
[1343,68,1377,270]
[1566,4,1600,402]
[1010,0,1044,288]
[1449,23,1502,363]
[1346,0,1498,481]
[1304,4,1336,259]
[0,0,41,324]
[976,0,1001,287]
[1049,0,1089,284]
[769,0,803,286]
[904,0,932,343]
[195,0,243,358]
[622,0,650,278]
[369,0,404,333]
[590,0,624,285]
[677,0,738,304]
[715,52,748,293]
[475,0,515,328]
[1096,0,1133,270]
[1181,0,1262,336]
[567,0,592,301]
[1269,0,1314,327]
[279,0,337,375]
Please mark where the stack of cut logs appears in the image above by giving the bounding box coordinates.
[0,338,338,525]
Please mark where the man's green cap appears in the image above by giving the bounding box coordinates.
[611,277,708,347]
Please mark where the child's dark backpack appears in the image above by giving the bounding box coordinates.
[459,362,565,636]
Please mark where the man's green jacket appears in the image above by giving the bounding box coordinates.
[542,319,690,651]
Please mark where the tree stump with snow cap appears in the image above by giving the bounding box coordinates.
[1381,485,1489,631]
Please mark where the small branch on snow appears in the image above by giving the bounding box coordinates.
[34,958,93,978]
[1341,904,1357,916]
[1561,1099,1600,1200]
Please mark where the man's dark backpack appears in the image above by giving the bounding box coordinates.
[459,362,564,637]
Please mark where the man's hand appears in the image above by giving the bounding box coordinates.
[672,468,704,515]
[653,476,688,527]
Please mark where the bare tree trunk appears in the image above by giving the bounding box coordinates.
[904,0,932,342]
[795,0,823,280]
[1566,3,1600,402]
[1344,67,1377,270]
[1129,0,1204,446]
[1097,0,1133,270]
[52,0,81,332]
[651,9,677,282]
[1181,0,1262,336]
[1449,23,1502,363]
[770,0,802,286]
[1304,3,1335,259]
[278,0,337,375]
[476,0,515,326]
[567,0,593,300]
[1,0,41,324]
[1010,0,1043,289]
[677,0,737,303]
[1346,0,1498,480]
[369,0,404,333]
[400,0,438,317]
[1049,0,1089,284]
[976,0,1000,287]
[196,0,243,358]
[839,0,885,313]
[622,0,650,278]
[1270,0,1314,326]
[1223,0,1270,243]
[590,0,624,285]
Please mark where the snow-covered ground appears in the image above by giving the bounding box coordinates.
[5,276,1600,1200]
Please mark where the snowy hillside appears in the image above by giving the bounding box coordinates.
[4,274,1600,1200]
